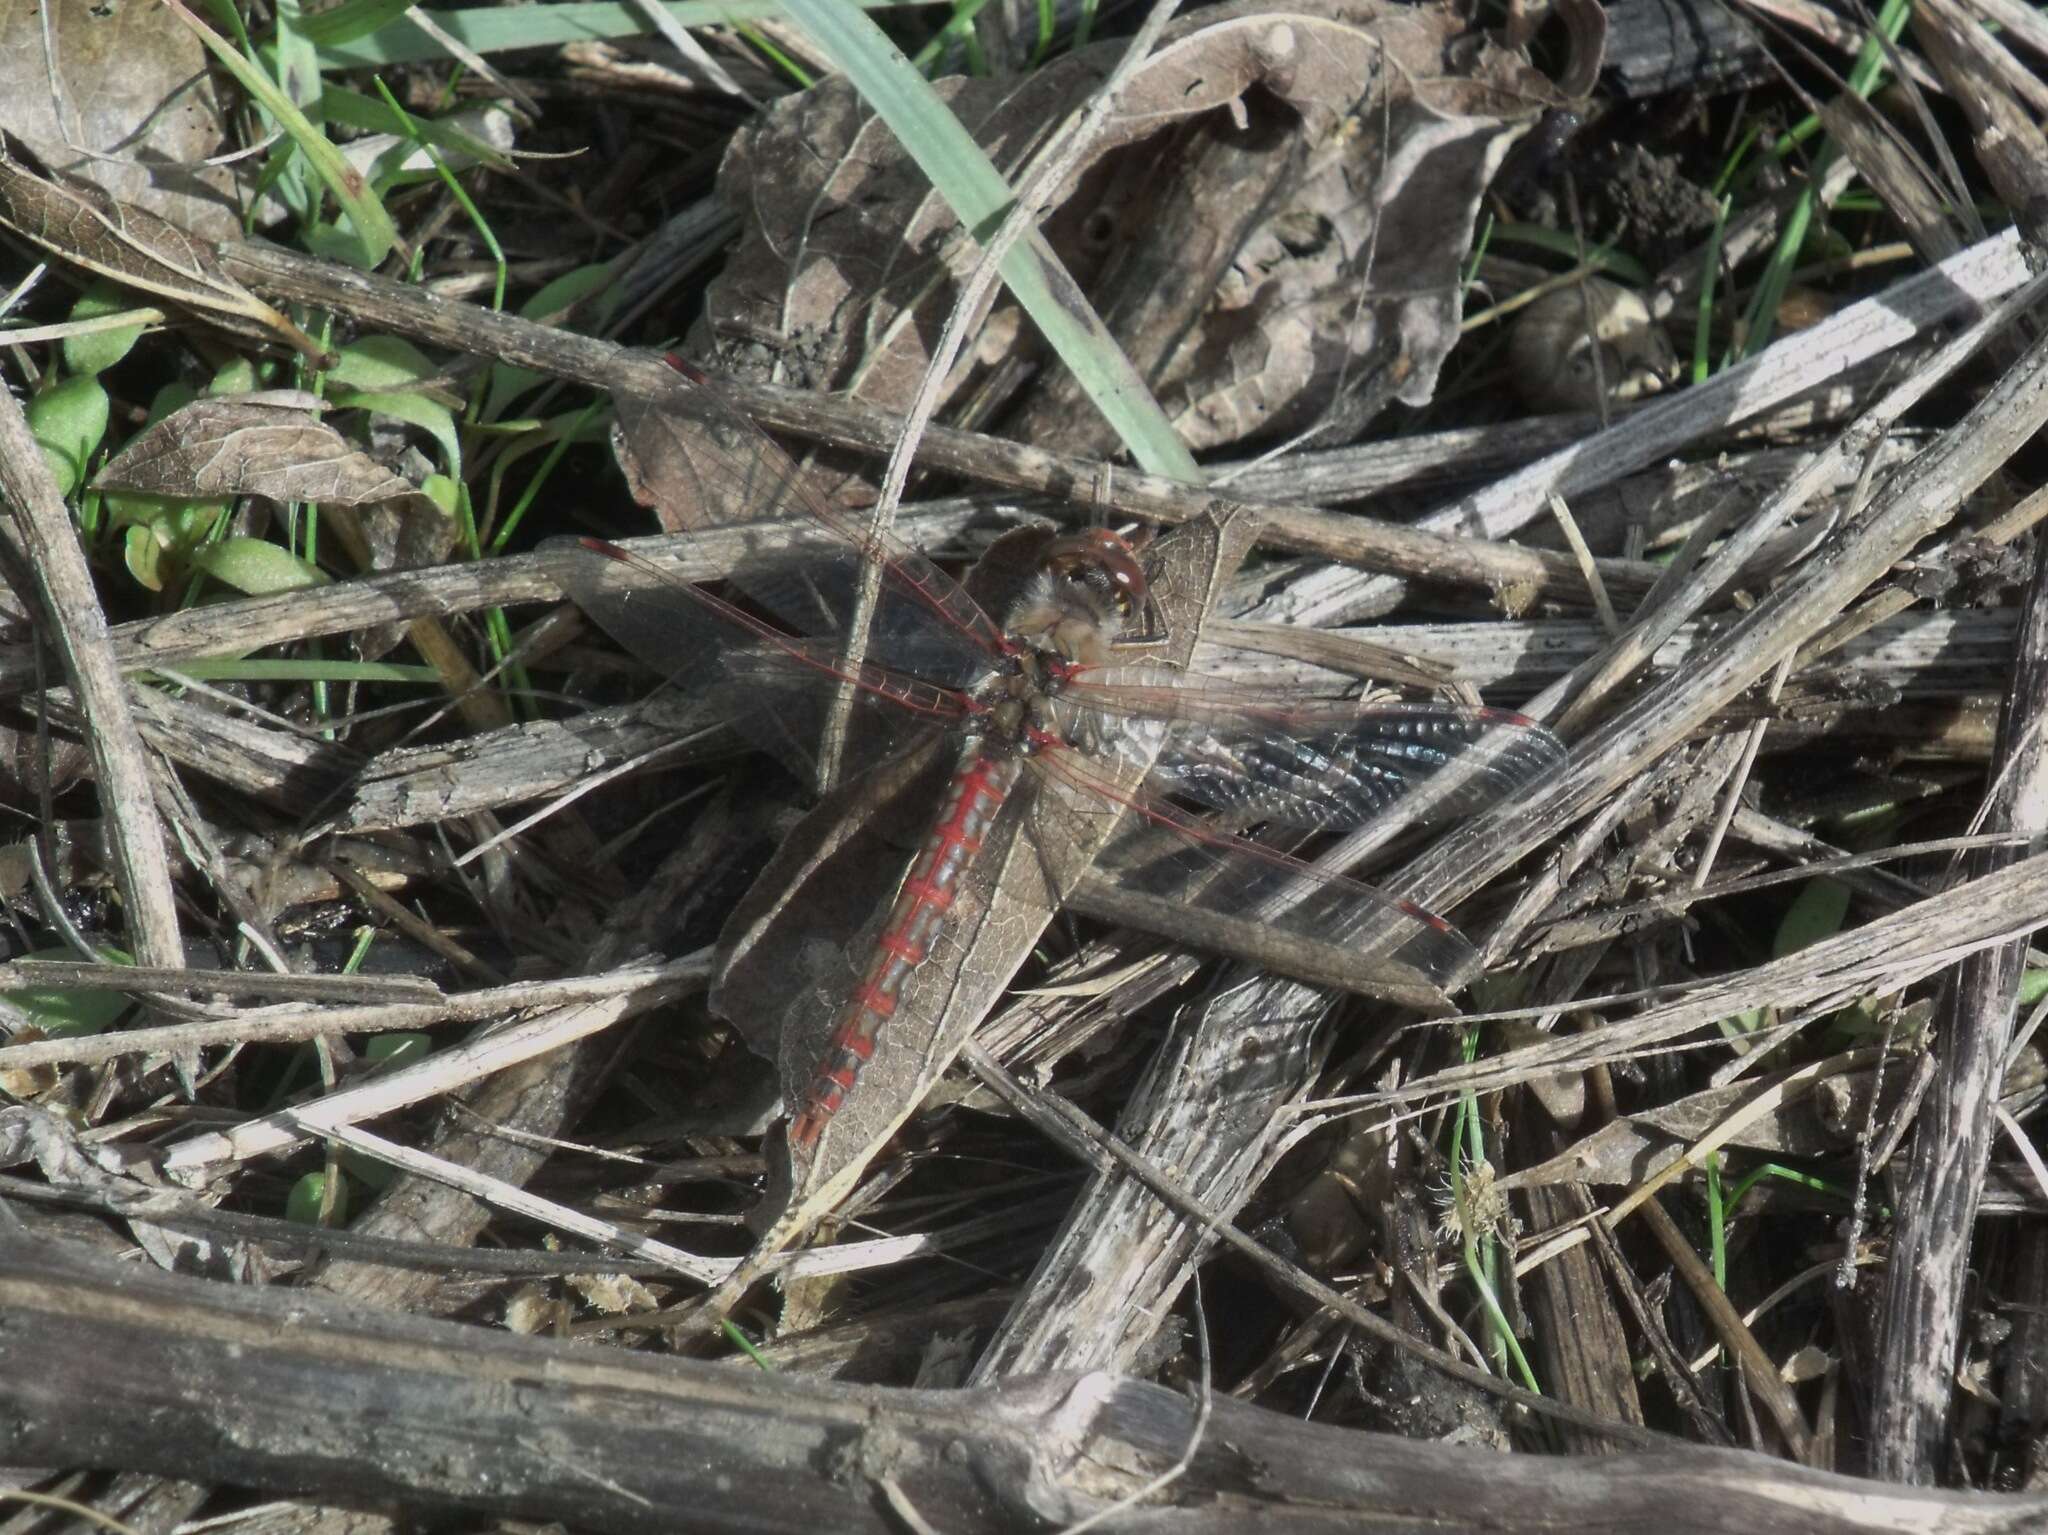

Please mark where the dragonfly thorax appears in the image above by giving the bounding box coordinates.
[972,667,1085,757]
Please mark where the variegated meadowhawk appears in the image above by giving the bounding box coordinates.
[548,362,1565,1154]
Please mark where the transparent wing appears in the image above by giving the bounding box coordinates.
[542,537,973,783]
[1026,743,1479,991]
[610,358,1009,684]
[1061,669,1566,830]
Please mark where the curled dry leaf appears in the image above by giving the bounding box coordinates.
[694,0,1582,459]
[0,134,326,365]
[1510,277,1678,412]
[94,394,430,514]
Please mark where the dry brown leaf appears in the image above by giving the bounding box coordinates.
[0,0,240,240]
[695,0,1574,460]
[94,394,426,511]
[610,362,811,533]
[1497,1070,1884,1191]
[0,134,325,363]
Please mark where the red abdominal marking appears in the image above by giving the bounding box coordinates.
[787,754,1021,1149]
[877,931,927,965]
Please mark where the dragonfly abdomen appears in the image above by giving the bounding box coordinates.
[787,751,1026,1150]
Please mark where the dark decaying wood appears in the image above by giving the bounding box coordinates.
[1516,1138,1653,1452]
[2,1227,2043,1535]
[1600,0,1771,96]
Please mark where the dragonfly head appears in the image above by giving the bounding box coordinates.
[1006,529,1149,667]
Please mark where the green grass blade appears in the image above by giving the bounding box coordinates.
[317,0,910,66]
[164,0,399,266]
[300,0,414,48]
[784,0,1198,480]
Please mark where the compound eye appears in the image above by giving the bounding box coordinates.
[1042,529,1149,618]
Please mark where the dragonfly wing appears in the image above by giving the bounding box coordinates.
[1065,671,1566,830]
[728,546,1011,690]
[541,534,736,702]
[1029,741,1479,993]
[719,640,972,787]
[1147,706,1566,829]
[715,736,954,1063]
[545,536,976,783]
[611,361,1011,677]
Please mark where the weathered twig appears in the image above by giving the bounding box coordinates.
[213,238,1649,607]
[0,375,183,971]
[1869,467,2048,1482]
[4,1228,2041,1534]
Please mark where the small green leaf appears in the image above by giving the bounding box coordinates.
[335,388,460,472]
[483,263,616,419]
[421,472,458,516]
[272,0,323,108]
[303,220,380,265]
[299,0,412,48]
[320,87,516,175]
[174,0,398,267]
[124,522,166,591]
[3,946,132,1038]
[1722,1005,1767,1038]
[28,376,110,497]
[286,1168,350,1225]
[209,358,258,396]
[1776,878,1851,958]
[111,497,223,591]
[62,282,149,376]
[327,334,439,391]
[158,657,435,684]
[105,491,224,539]
[191,537,329,594]
[336,1146,397,1192]
[145,380,199,426]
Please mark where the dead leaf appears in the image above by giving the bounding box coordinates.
[0,0,240,240]
[695,0,1573,459]
[1510,278,1678,411]
[610,360,819,533]
[0,134,326,363]
[1495,1067,1901,1192]
[94,393,478,711]
[94,394,426,510]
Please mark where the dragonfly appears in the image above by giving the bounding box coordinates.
[547,361,1566,1155]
